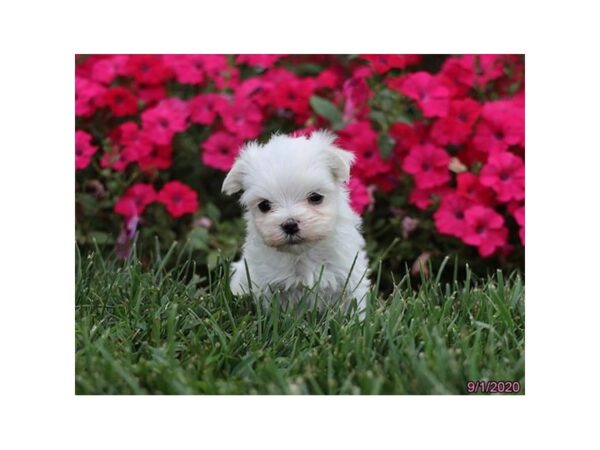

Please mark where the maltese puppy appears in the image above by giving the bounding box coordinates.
[222,130,370,316]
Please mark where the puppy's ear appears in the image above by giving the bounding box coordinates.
[221,158,245,195]
[326,146,355,183]
[222,142,260,194]
[222,152,249,195]
[311,130,355,183]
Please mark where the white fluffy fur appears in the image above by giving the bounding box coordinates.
[222,131,370,315]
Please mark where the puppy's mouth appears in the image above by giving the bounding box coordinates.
[284,235,304,245]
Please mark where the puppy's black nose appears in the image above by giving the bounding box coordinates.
[281,219,299,235]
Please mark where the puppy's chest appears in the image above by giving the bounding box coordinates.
[292,257,323,281]
[276,255,341,291]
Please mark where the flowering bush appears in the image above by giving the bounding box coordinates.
[75,54,524,281]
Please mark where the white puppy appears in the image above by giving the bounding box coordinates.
[222,130,370,316]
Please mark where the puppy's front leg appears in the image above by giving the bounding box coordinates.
[229,260,246,295]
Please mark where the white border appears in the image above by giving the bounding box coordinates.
[1,1,599,448]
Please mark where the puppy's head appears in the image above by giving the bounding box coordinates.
[222,131,354,250]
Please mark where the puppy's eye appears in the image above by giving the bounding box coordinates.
[307,192,324,205]
[257,200,271,213]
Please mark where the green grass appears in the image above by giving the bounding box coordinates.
[75,245,525,395]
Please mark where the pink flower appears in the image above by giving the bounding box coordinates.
[102,122,152,172]
[113,198,139,220]
[90,55,129,84]
[138,145,173,172]
[342,74,372,122]
[75,54,98,78]
[459,140,488,167]
[162,54,215,85]
[348,177,372,214]
[496,57,525,97]
[479,152,525,202]
[75,77,105,117]
[402,144,450,189]
[338,122,391,179]
[430,98,481,146]
[157,181,199,218]
[137,85,168,106]
[438,57,473,98]
[235,54,283,68]
[234,78,274,108]
[513,205,525,245]
[115,213,139,259]
[472,121,510,155]
[217,100,263,139]
[197,55,229,74]
[312,67,342,90]
[195,56,238,90]
[141,98,189,145]
[409,185,452,210]
[188,93,229,125]
[484,99,525,146]
[114,183,157,218]
[388,72,450,117]
[201,132,243,171]
[434,193,472,238]
[371,174,397,193]
[456,172,494,205]
[269,69,314,122]
[125,55,171,85]
[463,205,508,257]
[466,54,504,87]
[360,54,421,74]
[472,99,524,154]
[212,65,240,91]
[439,55,504,96]
[75,130,98,170]
[402,216,420,239]
[105,123,172,173]
[388,123,417,159]
[98,86,138,117]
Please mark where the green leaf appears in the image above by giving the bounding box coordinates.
[369,110,388,131]
[289,63,323,76]
[310,95,343,129]
[205,203,221,222]
[378,134,394,160]
[75,192,99,215]
[394,114,413,125]
[89,231,113,245]
[188,227,209,250]
[207,252,219,270]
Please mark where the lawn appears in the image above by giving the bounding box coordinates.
[75,244,525,395]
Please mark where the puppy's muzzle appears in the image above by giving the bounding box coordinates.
[280,219,299,236]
